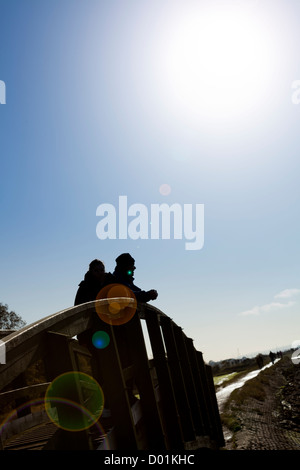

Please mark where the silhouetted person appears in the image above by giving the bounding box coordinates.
[112,253,158,303]
[74,259,114,347]
[74,259,114,305]
[256,354,264,369]
[269,351,276,364]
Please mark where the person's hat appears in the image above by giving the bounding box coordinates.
[115,253,135,267]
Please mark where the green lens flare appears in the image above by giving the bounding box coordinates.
[92,331,110,349]
[45,371,104,431]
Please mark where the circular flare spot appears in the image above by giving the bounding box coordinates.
[159,183,171,196]
[108,301,121,315]
[92,331,110,349]
[95,283,137,326]
[44,372,104,432]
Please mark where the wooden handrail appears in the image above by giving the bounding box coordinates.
[0,300,165,390]
[0,300,224,450]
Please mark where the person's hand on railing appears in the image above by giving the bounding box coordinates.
[147,289,158,300]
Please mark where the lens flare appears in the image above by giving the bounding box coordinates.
[44,371,104,432]
[95,283,137,326]
[159,183,171,196]
[92,331,110,349]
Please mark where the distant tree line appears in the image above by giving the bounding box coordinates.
[0,303,26,329]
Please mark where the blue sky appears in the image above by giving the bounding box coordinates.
[1,0,300,362]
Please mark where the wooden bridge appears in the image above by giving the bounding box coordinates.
[0,298,224,451]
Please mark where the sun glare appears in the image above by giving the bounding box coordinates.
[158,2,278,124]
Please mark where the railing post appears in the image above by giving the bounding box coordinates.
[184,337,211,436]
[172,325,204,437]
[196,351,224,446]
[195,351,215,438]
[44,331,94,450]
[91,320,139,450]
[120,312,167,450]
[205,364,225,447]
[159,316,196,443]
[45,331,78,377]
[145,313,184,450]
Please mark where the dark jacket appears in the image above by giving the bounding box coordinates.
[75,269,152,306]
[112,270,154,303]
[74,271,115,305]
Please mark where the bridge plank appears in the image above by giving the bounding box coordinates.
[122,313,166,450]
[160,316,196,442]
[172,324,204,436]
[145,312,184,450]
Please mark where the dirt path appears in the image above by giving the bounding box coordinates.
[221,356,300,451]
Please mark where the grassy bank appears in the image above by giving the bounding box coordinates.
[220,356,291,438]
[214,363,261,391]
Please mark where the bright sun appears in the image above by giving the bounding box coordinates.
[158,2,277,123]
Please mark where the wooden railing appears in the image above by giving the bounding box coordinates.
[0,300,224,450]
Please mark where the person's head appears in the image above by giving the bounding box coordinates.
[89,259,105,280]
[115,253,135,277]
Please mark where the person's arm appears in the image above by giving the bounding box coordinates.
[133,288,158,303]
